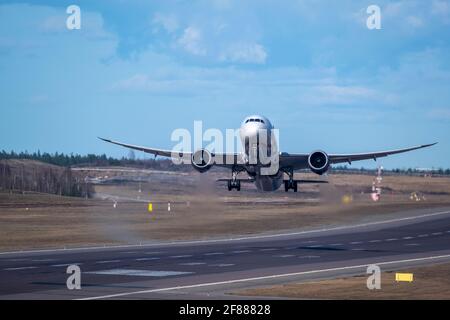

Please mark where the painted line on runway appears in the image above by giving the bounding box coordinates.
[86,269,193,277]
[51,263,82,267]
[5,209,450,256]
[204,252,224,256]
[78,253,450,300]
[170,255,193,258]
[232,250,251,254]
[95,260,121,264]
[179,262,206,266]
[135,257,160,261]
[3,266,37,271]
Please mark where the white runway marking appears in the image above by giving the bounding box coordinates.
[95,260,120,264]
[259,248,277,251]
[170,255,192,258]
[232,250,251,254]
[403,237,414,240]
[298,255,320,259]
[209,264,235,267]
[204,252,224,256]
[4,266,37,271]
[386,238,398,241]
[179,262,206,266]
[135,257,160,261]
[369,240,381,243]
[432,232,443,235]
[3,209,450,256]
[418,234,429,237]
[31,259,55,262]
[86,269,193,277]
[275,254,295,258]
[51,263,82,267]
[350,241,362,245]
[405,243,420,246]
[329,243,343,246]
[79,253,450,300]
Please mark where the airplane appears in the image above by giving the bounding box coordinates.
[99,115,436,192]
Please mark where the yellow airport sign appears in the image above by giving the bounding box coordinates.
[148,203,153,212]
[395,273,414,282]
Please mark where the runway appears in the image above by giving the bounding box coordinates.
[1,206,450,299]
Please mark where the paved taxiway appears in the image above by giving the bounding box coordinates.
[1,206,450,299]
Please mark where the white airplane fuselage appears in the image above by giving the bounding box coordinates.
[238,115,284,191]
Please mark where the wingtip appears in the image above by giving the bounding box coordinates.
[98,137,111,143]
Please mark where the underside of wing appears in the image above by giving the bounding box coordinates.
[328,143,437,165]
[279,143,437,170]
[99,137,241,168]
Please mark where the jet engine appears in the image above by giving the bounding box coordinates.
[191,149,213,173]
[308,150,330,175]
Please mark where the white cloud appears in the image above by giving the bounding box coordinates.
[431,0,450,23]
[177,26,206,56]
[219,42,267,64]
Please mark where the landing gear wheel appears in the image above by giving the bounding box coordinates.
[284,180,289,192]
[293,181,298,192]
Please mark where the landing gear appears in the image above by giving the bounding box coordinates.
[227,167,241,191]
[284,168,298,192]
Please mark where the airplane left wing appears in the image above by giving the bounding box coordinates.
[99,137,243,167]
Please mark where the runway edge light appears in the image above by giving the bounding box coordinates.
[395,273,414,282]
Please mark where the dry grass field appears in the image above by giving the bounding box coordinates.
[236,262,450,299]
[0,168,449,251]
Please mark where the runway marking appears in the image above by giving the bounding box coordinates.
[95,260,121,264]
[4,209,450,256]
[386,238,398,241]
[145,252,163,255]
[204,252,224,256]
[403,237,414,240]
[302,240,317,244]
[179,262,206,266]
[86,269,193,277]
[259,248,277,251]
[170,255,193,258]
[135,257,160,261]
[4,266,37,271]
[122,251,139,254]
[51,263,82,267]
[432,232,443,235]
[418,234,429,237]
[274,254,295,258]
[351,248,365,251]
[329,243,343,246]
[31,259,55,262]
[232,250,251,254]
[209,264,235,267]
[79,253,450,300]
[405,243,420,246]
[298,255,320,259]
[350,241,362,245]
[369,240,381,243]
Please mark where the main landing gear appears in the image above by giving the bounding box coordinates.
[227,167,241,191]
[284,169,298,192]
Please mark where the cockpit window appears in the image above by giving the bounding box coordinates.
[260,119,265,124]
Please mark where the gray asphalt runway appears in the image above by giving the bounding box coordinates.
[1,206,450,299]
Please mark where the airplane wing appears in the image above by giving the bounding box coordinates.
[99,137,243,167]
[280,143,437,170]
[99,137,178,158]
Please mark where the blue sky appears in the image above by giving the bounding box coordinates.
[0,0,449,169]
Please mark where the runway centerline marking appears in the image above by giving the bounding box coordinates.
[79,253,450,300]
[95,260,121,264]
[204,252,224,256]
[170,255,193,258]
[232,250,251,254]
[135,257,160,261]
[4,266,37,271]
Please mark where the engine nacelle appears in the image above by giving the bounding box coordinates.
[191,149,213,173]
[308,150,330,175]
